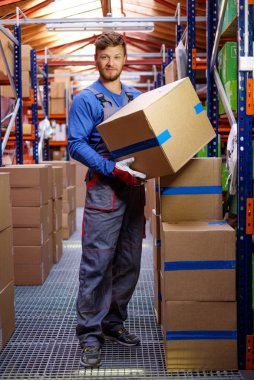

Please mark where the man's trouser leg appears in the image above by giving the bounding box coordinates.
[102,185,145,332]
[76,178,127,348]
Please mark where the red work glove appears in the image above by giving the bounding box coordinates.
[112,157,146,186]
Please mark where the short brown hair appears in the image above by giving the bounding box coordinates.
[95,32,127,56]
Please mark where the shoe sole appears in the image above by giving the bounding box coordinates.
[80,358,101,368]
[104,335,140,347]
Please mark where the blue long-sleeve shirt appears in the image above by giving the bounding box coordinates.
[68,79,141,176]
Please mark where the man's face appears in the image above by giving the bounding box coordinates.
[95,45,126,82]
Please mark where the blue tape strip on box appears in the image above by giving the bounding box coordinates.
[166,330,237,341]
[160,185,222,196]
[208,221,227,225]
[110,129,171,160]
[194,102,204,114]
[164,260,236,271]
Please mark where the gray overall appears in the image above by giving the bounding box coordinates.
[76,86,145,348]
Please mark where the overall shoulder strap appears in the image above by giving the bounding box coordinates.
[85,86,112,108]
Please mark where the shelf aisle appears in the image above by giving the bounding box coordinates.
[0,208,246,379]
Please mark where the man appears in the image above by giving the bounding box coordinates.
[68,32,146,368]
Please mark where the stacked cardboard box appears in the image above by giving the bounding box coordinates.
[72,159,88,208]
[0,165,52,285]
[156,158,237,370]
[50,81,66,114]
[52,166,64,263]
[42,161,76,240]
[1,43,32,98]
[0,173,15,351]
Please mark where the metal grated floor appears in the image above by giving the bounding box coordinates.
[0,208,245,380]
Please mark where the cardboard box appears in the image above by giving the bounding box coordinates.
[1,71,30,98]
[48,199,53,235]
[63,186,76,213]
[0,174,12,232]
[154,269,161,324]
[218,42,237,85]
[151,209,160,241]
[97,78,215,179]
[50,98,65,114]
[0,227,14,291]
[70,161,76,186]
[0,281,15,351]
[42,161,70,188]
[10,187,49,207]
[13,226,48,246]
[76,185,85,208]
[160,158,223,223]
[53,228,63,263]
[144,179,156,221]
[62,210,76,240]
[153,237,161,271]
[52,166,63,199]
[22,44,32,71]
[161,221,236,301]
[50,82,66,98]
[14,240,49,265]
[163,301,237,370]
[12,204,49,231]
[47,234,53,275]
[53,198,62,231]
[0,164,49,188]
[219,80,237,115]
[0,29,14,76]
[165,59,178,84]
[14,262,46,285]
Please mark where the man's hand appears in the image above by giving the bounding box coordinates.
[113,157,146,186]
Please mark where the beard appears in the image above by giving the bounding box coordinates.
[98,67,122,82]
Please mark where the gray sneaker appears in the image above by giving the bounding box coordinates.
[104,327,140,347]
[80,346,101,367]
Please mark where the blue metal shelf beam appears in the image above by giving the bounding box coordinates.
[187,0,196,88]
[14,25,23,164]
[237,0,253,369]
[207,0,219,157]
[31,49,39,163]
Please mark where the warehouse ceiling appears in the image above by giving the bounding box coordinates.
[0,0,206,88]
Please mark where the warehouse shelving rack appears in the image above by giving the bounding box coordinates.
[0,24,22,166]
[205,0,254,370]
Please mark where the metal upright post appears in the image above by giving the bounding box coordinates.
[14,25,23,164]
[167,48,173,65]
[31,49,39,163]
[43,62,50,160]
[187,0,196,88]
[207,1,219,157]
[237,0,253,369]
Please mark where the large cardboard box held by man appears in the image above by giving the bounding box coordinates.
[97,78,215,179]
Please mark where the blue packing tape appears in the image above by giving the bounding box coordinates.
[208,221,227,225]
[194,102,204,114]
[110,129,171,160]
[155,239,161,247]
[166,330,237,341]
[160,185,222,195]
[164,260,236,271]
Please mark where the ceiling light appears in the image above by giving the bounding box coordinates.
[46,21,154,32]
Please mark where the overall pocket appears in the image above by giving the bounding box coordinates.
[85,171,117,212]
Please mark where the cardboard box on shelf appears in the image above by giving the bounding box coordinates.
[160,158,222,223]
[14,262,46,285]
[0,227,14,291]
[165,59,178,84]
[21,44,32,71]
[53,198,63,231]
[218,42,237,85]
[163,301,237,370]
[62,210,76,240]
[97,78,215,179]
[50,82,66,98]
[50,98,65,114]
[0,29,14,76]
[0,281,15,352]
[1,71,31,98]
[13,240,49,265]
[53,228,63,263]
[13,226,48,246]
[161,221,236,301]
[0,164,49,188]
[0,174,12,232]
